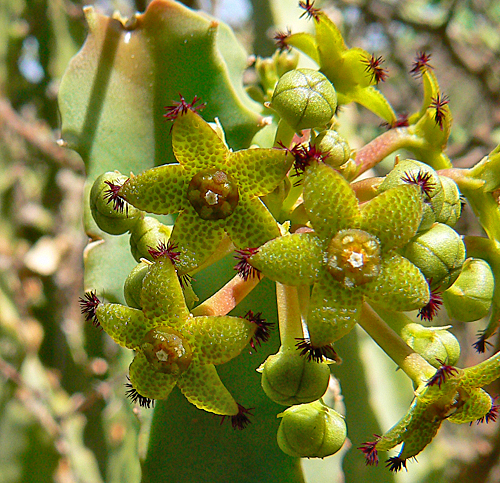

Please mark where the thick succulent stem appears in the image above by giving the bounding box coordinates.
[276,283,304,348]
[358,303,435,388]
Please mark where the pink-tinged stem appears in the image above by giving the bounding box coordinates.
[191,275,261,317]
[354,128,424,177]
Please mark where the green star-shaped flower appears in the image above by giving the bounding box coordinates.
[87,252,267,422]
[361,354,500,471]
[248,162,429,354]
[111,105,292,273]
[285,10,396,123]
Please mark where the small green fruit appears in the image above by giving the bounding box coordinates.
[261,347,330,406]
[401,223,466,290]
[401,323,460,367]
[90,172,142,235]
[271,69,337,131]
[379,159,444,231]
[277,400,346,458]
[124,261,149,309]
[313,130,350,167]
[436,175,461,227]
[442,258,494,321]
[129,216,173,262]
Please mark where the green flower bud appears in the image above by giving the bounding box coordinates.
[271,69,337,132]
[436,175,461,227]
[401,223,466,290]
[90,172,142,235]
[130,216,173,262]
[378,159,444,231]
[442,258,494,322]
[401,323,460,368]
[124,261,149,309]
[260,347,330,406]
[313,130,350,168]
[277,400,346,458]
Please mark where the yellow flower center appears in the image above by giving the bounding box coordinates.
[187,169,239,220]
[326,229,381,287]
[142,327,192,375]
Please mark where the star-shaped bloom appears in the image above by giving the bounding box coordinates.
[81,251,270,426]
[283,10,396,124]
[247,162,430,357]
[361,355,500,471]
[107,104,292,274]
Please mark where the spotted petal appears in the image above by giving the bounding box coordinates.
[170,207,226,274]
[250,232,324,286]
[172,109,228,176]
[96,303,151,349]
[129,352,178,400]
[360,184,423,252]
[184,315,254,365]
[303,162,360,240]
[177,363,239,415]
[229,148,292,197]
[119,164,187,214]
[225,196,280,249]
[360,253,429,311]
[307,274,363,346]
[141,258,190,327]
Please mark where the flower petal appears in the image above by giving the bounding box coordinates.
[225,196,280,249]
[303,162,360,240]
[170,207,226,274]
[141,257,190,327]
[250,232,324,285]
[96,303,151,348]
[361,185,423,252]
[360,253,429,311]
[172,109,228,176]
[119,164,187,214]
[307,275,363,346]
[177,363,239,415]
[184,315,254,364]
[129,352,177,400]
[229,148,292,197]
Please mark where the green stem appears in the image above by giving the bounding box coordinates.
[276,283,304,348]
[358,303,435,387]
[273,119,297,148]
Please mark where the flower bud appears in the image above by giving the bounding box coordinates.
[124,261,149,309]
[401,323,460,368]
[277,400,346,458]
[378,159,444,231]
[313,130,350,168]
[90,172,142,235]
[129,216,173,262]
[442,258,494,322]
[271,69,337,132]
[435,175,461,227]
[260,347,330,406]
[401,223,466,290]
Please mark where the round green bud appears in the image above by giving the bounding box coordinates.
[271,69,337,131]
[90,172,142,235]
[261,347,330,406]
[442,258,494,322]
[436,175,461,227]
[124,261,149,309]
[130,216,173,262]
[401,323,460,368]
[401,223,466,290]
[313,130,350,168]
[277,400,346,458]
[379,159,444,232]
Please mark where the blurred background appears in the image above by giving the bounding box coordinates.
[0,0,499,482]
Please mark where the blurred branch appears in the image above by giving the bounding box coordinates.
[0,97,83,172]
